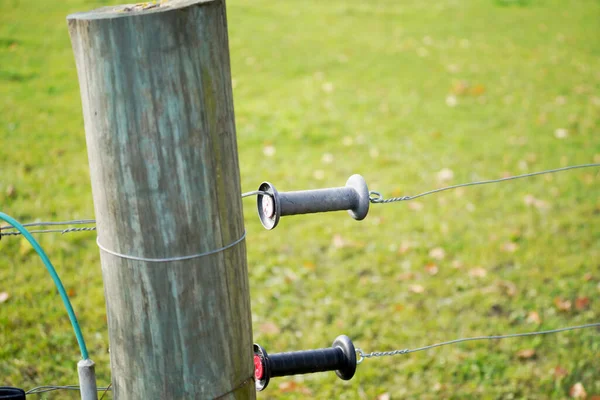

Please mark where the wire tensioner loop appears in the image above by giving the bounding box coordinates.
[256,174,370,230]
[253,335,357,391]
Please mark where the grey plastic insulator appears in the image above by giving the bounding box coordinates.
[257,174,370,230]
[77,359,99,400]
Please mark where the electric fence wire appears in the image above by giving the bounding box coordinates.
[356,322,600,363]
[25,323,600,394]
[26,385,111,395]
[99,383,112,400]
[0,191,269,238]
[18,219,96,227]
[369,163,600,203]
[0,227,97,237]
[2,163,599,237]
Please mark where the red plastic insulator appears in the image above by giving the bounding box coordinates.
[254,354,264,380]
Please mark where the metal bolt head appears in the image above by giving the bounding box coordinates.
[262,195,274,218]
[257,182,280,230]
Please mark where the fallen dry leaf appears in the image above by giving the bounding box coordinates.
[447,64,460,73]
[303,261,316,271]
[469,267,487,278]
[396,272,415,281]
[259,322,280,335]
[0,292,9,303]
[409,284,425,294]
[575,297,590,310]
[6,185,16,198]
[524,194,536,206]
[553,366,568,379]
[555,128,569,139]
[429,247,446,260]
[391,188,404,197]
[570,382,587,399]
[371,216,383,226]
[262,144,276,157]
[377,393,391,400]
[451,81,469,95]
[321,153,334,164]
[583,273,593,281]
[470,84,486,96]
[425,263,439,275]
[526,311,542,324]
[432,382,444,392]
[398,241,412,254]
[408,202,424,211]
[278,381,312,395]
[436,168,454,182]
[534,198,549,210]
[313,170,325,180]
[498,280,517,297]
[284,271,298,284]
[501,242,519,253]
[516,349,536,360]
[332,234,345,249]
[554,297,572,312]
[394,304,405,312]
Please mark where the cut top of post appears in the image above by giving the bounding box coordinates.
[67,0,215,21]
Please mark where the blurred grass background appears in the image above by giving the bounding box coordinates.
[1,0,599,398]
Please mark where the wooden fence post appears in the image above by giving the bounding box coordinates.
[67,1,255,398]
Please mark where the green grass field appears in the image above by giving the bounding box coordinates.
[1,0,599,398]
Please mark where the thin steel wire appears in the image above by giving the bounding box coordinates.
[96,230,246,263]
[27,378,251,399]
[0,219,96,231]
[241,190,269,198]
[26,385,112,394]
[369,163,600,203]
[3,164,599,235]
[18,219,96,228]
[99,383,112,400]
[0,227,97,236]
[0,192,268,237]
[24,323,599,393]
[214,375,254,399]
[23,323,599,394]
[355,322,600,364]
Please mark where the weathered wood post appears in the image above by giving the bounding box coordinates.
[67,1,255,398]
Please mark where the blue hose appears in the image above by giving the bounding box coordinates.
[0,212,89,360]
